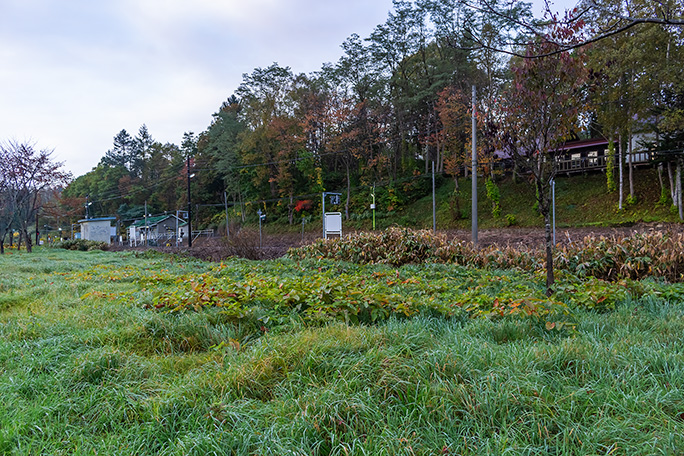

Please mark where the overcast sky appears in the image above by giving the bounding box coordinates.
[1,0,574,178]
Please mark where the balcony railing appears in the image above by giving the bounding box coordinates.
[556,151,651,173]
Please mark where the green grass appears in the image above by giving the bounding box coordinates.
[0,248,683,454]
[336,168,681,231]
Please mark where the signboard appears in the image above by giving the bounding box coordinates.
[129,226,138,246]
[324,212,342,239]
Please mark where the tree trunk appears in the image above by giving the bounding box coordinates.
[668,161,676,205]
[288,194,294,225]
[345,161,351,220]
[424,143,429,175]
[512,160,518,184]
[17,230,23,251]
[678,158,683,221]
[618,134,623,210]
[658,163,665,201]
[543,209,554,296]
[537,181,554,296]
[23,228,32,253]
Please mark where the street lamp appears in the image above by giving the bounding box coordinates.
[85,196,92,219]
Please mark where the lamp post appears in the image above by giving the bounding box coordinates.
[257,209,266,248]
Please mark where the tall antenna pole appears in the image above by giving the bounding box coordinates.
[471,85,478,246]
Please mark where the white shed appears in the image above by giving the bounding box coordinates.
[78,217,116,244]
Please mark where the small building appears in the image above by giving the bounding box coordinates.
[129,215,187,246]
[557,137,654,174]
[79,217,117,244]
[556,138,610,173]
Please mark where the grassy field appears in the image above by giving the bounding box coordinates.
[1,248,684,455]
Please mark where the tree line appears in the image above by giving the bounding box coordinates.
[49,0,683,237]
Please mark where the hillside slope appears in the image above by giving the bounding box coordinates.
[369,168,680,231]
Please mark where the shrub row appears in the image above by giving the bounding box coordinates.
[555,231,684,282]
[289,227,684,282]
[52,239,110,251]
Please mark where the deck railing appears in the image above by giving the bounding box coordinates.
[556,151,651,173]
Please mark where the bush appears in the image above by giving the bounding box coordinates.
[289,227,540,270]
[485,178,501,218]
[290,227,684,283]
[52,239,110,251]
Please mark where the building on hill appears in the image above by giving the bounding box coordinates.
[494,137,654,175]
[555,137,653,175]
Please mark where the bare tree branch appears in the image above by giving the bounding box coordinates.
[450,0,684,59]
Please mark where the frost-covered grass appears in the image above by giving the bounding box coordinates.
[0,248,682,455]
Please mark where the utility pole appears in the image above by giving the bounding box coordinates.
[471,85,478,246]
[223,191,230,239]
[371,185,376,230]
[432,161,436,233]
[187,153,192,248]
[144,200,148,246]
[552,179,556,246]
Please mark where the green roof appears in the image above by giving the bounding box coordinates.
[130,215,186,228]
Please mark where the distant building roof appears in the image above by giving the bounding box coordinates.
[78,217,117,223]
[556,138,609,152]
[130,215,187,228]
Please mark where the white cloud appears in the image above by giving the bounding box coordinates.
[0,0,400,176]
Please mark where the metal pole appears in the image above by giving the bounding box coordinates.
[259,212,263,248]
[223,191,230,239]
[552,179,556,246]
[432,161,436,232]
[471,84,478,246]
[144,201,148,246]
[321,192,326,239]
[372,185,376,230]
[187,154,192,248]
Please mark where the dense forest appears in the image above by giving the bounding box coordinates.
[59,0,684,232]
